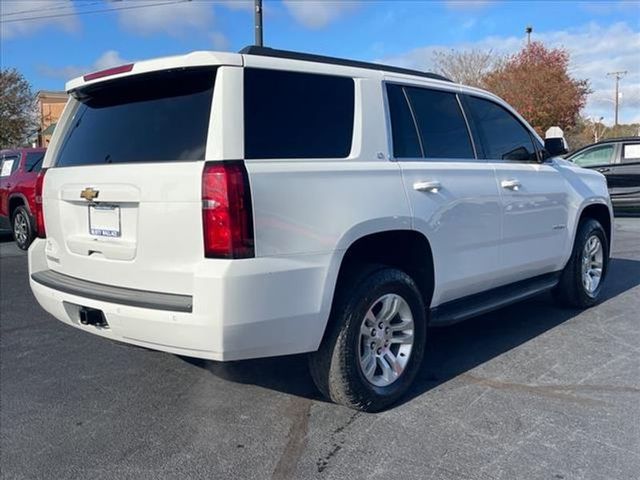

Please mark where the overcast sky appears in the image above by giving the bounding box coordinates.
[2,0,639,125]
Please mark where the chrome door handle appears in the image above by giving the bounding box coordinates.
[413,180,442,193]
[596,167,610,173]
[501,179,521,191]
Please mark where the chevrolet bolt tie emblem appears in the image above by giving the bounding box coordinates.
[80,187,99,202]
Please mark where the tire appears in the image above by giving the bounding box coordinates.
[553,218,609,308]
[309,265,427,412]
[12,206,35,251]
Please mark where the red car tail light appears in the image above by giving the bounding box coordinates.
[34,168,47,238]
[202,161,254,259]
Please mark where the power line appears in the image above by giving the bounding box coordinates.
[1,1,101,18]
[0,0,189,24]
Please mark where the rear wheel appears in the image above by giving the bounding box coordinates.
[12,206,34,251]
[553,218,609,308]
[309,266,427,412]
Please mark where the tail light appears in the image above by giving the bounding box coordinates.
[34,168,48,238]
[202,161,254,259]
[83,64,134,81]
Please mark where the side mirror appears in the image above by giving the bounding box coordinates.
[544,137,568,158]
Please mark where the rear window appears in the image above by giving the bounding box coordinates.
[244,68,355,159]
[55,68,216,167]
[25,152,45,172]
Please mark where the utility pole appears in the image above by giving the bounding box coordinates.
[525,26,533,45]
[254,0,263,47]
[607,71,627,126]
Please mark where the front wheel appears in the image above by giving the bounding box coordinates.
[309,266,427,412]
[553,218,609,308]
[12,206,35,251]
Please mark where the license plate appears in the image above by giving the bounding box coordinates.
[89,205,121,238]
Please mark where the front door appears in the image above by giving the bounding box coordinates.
[461,94,570,285]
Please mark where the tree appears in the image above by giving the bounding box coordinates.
[482,42,590,136]
[564,115,639,152]
[564,116,604,151]
[432,49,502,88]
[0,69,37,149]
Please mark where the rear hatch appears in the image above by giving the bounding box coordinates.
[42,67,217,294]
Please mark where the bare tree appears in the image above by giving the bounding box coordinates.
[432,49,502,88]
[0,69,37,149]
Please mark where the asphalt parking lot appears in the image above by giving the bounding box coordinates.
[1,219,639,480]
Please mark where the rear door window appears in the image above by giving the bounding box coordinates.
[244,68,354,159]
[404,86,474,159]
[1,155,19,177]
[463,95,538,162]
[386,84,422,158]
[622,143,640,163]
[55,68,216,167]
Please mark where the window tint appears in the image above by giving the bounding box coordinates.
[386,84,422,158]
[244,69,354,159]
[622,143,640,163]
[55,68,216,167]
[25,152,45,172]
[404,87,474,159]
[571,145,615,167]
[464,96,537,161]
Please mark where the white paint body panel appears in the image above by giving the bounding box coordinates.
[29,50,612,361]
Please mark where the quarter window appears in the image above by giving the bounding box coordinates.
[571,145,615,167]
[244,69,355,159]
[464,96,537,161]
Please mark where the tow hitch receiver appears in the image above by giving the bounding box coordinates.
[79,307,108,328]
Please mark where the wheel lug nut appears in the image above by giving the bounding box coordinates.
[370,342,376,350]
[378,322,384,329]
[371,329,376,336]
[385,327,389,333]
[377,348,382,355]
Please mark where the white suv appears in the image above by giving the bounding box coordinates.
[29,47,612,411]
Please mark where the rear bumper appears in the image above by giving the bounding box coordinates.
[28,239,333,361]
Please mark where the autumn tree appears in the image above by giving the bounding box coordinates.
[0,69,37,149]
[432,49,502,88]
[482,42,590,135]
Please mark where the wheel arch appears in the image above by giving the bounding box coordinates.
[8,194,30,218]
[577,201,612,252]
[315,228,435,350]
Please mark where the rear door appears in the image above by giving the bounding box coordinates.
[462,94,570,284]
[608,142,640,209]
[388,82,502,306]
[42,68,218,294]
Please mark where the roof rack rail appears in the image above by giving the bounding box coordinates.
[238,46,453,83]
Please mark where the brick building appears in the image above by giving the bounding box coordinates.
[36,91,67,147]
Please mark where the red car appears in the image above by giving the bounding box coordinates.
[0,148,46,250]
